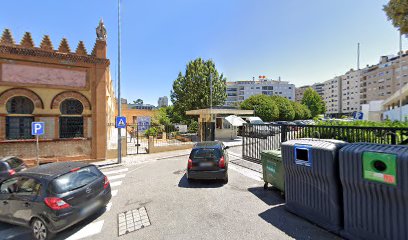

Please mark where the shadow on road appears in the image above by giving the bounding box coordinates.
[259,205,339,240]
[178,174,225,189]
[247,186,284,206]
[249,187,339,240]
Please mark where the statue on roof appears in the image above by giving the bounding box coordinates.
[96,19,107,41]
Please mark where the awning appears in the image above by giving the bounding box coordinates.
[224,115,246,127]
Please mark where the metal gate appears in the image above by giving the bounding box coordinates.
[127,123,150,154]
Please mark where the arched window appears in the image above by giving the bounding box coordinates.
[5,96,35,139]
[59,99,84,139]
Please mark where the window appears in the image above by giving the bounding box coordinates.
[0,177,41,196]
[50,166,102,194]
[59,99,84,138]
[5,157,23,169]
[6,96,35,140]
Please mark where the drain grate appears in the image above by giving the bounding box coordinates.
[118,207,151,236]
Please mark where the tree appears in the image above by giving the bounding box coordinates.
[270,96,295,121]
[240,95,279,122]
[171,58,227,119]
[291,101,311,120]
[301,88,325,117]
[384,0,408,34]
[133,99,143,105]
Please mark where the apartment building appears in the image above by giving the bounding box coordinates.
[158,96,168,108]
[323,76,342,115]
[295,85,310,102]
[341,69,361,114]
[360,54,408,105]
[225,76,295,106]
[312,82,325,97]
[295,83,325,103]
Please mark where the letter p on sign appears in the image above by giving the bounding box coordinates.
[31,122,45,136]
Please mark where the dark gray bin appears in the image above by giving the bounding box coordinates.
[339,143,408,240]
[281,139,347,233]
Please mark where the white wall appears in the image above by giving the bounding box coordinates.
[383,104,408,121]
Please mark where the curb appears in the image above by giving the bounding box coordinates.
[155,153,190,160]
[97,162,123,169]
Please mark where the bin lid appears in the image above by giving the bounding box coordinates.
[281,138,347,150]
[261,150,282,160]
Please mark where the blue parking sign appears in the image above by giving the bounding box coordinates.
[31,122,45,135]
[353,112,364,120]
[116,116,127,128]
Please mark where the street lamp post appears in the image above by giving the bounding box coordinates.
[117,0,122,163]
[399,31,403,122]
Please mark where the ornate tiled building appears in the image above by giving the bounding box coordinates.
[0,21,118,164]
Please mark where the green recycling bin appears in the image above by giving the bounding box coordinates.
[261,150,284,193]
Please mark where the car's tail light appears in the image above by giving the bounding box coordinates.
[219,156,225,168]
[8,169,15,176]
[104,176,110,189]
[70,167,81,172]
[44,197,71,210]
[188,159,193,169]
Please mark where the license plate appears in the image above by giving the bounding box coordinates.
[200,162,213,167]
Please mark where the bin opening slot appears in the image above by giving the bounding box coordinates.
[296,148,309,161]
[294,144,312,167]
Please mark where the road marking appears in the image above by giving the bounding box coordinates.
[108,174,126,181]
[102,168,129,175]
[112,189,118,197]
[106,202,112,212]
[110,181,122,187]
[66,220,104,240]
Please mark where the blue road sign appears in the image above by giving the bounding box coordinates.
[31,122,45,135]
[353,112,364,120]
[116,116,127,128]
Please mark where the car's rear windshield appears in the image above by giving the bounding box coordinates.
[50,166,102,194]
[190,148,221,160]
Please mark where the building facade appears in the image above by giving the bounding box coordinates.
[323,76,342,115]
[225,76,295,106]
[341,69,361,114]
[360,54,408,105]
[295,85,310,102]
[158,96,168,108]
[0,25,117,163]
[312,82,325,97]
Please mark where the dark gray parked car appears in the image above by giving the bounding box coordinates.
[0,156,27,182]
[0,162,111,240]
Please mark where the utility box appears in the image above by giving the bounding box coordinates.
[339,143,408,240]
[261,150,284,193]
[281,139,347,233]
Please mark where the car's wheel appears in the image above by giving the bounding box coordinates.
[31,218,50,240]
[223,173,228,184]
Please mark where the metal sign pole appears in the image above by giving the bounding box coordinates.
[36,135,39,166]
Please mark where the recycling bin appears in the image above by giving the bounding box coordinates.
[261,150,284,193]
[339,143,408,240]
[281,139,347,233]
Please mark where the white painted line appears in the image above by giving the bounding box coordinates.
[102,168,129,175]
[66,220,104,240]
[106,202,112,212]
[110,181,122,187]
[229,164,263,182]
[111,189,118,197]
[107,174,126,181]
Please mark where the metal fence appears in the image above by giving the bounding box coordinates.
[127,123,198,154]
[242,124,408,164]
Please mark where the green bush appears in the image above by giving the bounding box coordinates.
[188,120,199,133]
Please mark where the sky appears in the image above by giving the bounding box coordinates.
[0,0,402,105]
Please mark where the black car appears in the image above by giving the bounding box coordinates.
[0,162,111,240]
[0,156,27,182]
[186,141,229,183]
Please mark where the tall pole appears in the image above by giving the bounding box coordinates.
[357,42,360,70]
[210,72,213,121]
[399,31,403,122]
[117,0,122,163]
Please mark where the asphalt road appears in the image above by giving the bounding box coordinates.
[0,152,339,240]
